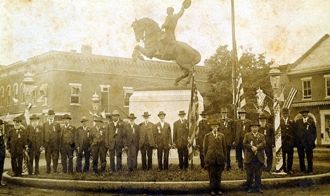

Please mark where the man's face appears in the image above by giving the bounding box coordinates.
[48,115,55,121]
[239,113,246,120]
[14,121,20,126]
[221,113,228,119]
[302,112,308,118]
[259,119,267,127]
[179,114,185,119]
[251,125,259,133]
[31,120,39,127]
[211,124,218,131]
[159,115,165,121]
[129,119,135,124]
[64,119,70,125]
[167,7,174,15]
[112,115,119,121]
[283,113,289,118]
[82,121,87,127]
[202,115,208,120]
[143,116,149,121]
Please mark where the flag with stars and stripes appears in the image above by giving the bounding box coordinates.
[235,72,246,111]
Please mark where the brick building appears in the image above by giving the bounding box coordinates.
[0,45,209,126]
[280,34,330,146]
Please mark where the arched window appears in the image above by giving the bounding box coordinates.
[0,86,4,106]
[6,85,11,106]
[13,83,19,105]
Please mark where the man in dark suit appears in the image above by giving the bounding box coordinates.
[243,120,266,193]
[27,114,43,175]
[203,118,227,196]
[124,113,140,172]
[43,110,61,174]
[234,108,250,170]
[75,116,92,173]
[91,117,108,175]
[173,110,189,170]
[219,107,235,171]
[139,112,156,170]
[155,111,172,170]
[7,117,27,177]
[296,110,317,173]
[258,113,274,172]
[0,120,6,185]
[196,111,210,169]
[280,108,295,174]
[60,114,75,174]
[108,110,125,173]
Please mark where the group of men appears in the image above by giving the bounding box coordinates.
[200,107,317,195]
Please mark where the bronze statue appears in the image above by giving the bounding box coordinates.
[131,0,201,86]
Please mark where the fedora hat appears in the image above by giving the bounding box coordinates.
[62,114,72,120]
[200,111,208,116]
[237,108,247,114]
[299,109,309,114]
[48,110,55,115]
[13,116,22,122]
[80,116,88,123]
[112,110,120,116]
[158,111,166,117]
[258,113,268,119]
[250,120,260,128]
[142,112,151,117]
[178,111,186,115]
[93,116,103,123]
[30,114,40,120]
[208,118,219,126]
[128,113,137,119]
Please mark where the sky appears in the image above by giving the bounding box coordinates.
[0,0,329,66]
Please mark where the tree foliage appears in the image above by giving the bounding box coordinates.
[204,45,273,116]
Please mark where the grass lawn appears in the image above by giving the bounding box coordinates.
[10,163,330,182]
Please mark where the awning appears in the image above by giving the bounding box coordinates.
[291,100,330,107]
[0,113,24,123]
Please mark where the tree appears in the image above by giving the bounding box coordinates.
[204,45,273,117]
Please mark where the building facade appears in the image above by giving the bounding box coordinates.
[0,45,209,126]
[281,34,330,146]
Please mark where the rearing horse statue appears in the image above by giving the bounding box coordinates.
[131,17,201,86]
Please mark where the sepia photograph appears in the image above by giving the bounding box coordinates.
[0,0,329,195]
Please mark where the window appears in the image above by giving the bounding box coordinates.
[13,83,19,105]
[0,86,4,106]
[38,83,48,106]
[69,83,81,105]
[325,75,330,98]
[123,87,134,107]
[6,85,11,105]
[100,85,110,112]
[301,77,312,99]
[20,83,25,103]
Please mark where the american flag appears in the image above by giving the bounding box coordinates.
[283,88,297,109]
[188,73,199,160]
[235,72,246,111]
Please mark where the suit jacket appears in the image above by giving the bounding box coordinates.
[154,121,172,149]
[8,125,27,152]
[173,119,189,149]
[139,121,156,148]
[234,119,251,144]
[280,118,295,150]
[108,120,126,150]
[124,122,139,147]
[258,123,275,147]
[296,117,316,149]
[196,119,211,148]
[219,118,235,146]
[75,126,92,149]
[243,131,266,164]
[91,126,108,147]
[27,125,43,151]
[203,131,227,166]
[60,124,75,148]
[43,121,61,149]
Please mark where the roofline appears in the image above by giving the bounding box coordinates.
[290,33,329,70]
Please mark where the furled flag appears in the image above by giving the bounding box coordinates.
[283,88,298,109]
[188,73,199,161]
[235,72,246,111]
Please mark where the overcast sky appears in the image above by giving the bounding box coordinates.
[0,0,329,65]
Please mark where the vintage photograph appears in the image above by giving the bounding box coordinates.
[0,0,329,195]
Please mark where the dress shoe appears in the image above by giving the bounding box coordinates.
[247,188,254,193]
[256,188,263,193]
[210,191,216,196]
[217,191,223,195]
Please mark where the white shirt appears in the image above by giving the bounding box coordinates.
[113,120,119,127]
[160,121,165,128]
[303,117,308,123]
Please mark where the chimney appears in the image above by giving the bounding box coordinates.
[81,45,92,55]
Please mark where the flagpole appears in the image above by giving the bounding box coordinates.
[231,0,238,119]
[189,66,195,169]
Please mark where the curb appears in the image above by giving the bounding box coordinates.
[3,172,330,194]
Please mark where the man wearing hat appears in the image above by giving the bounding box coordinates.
[258,113,274,172]
[203,118,226,195]
[173,110,189,170]
[108,110,126,173]
[124,113,140,172]
[196,111,210,169]
[280,108,295,174]
[139,112,156,170]
[91,116,108,175]
[234,108,250,171]
[27,114,43,175]
[219,107,235,171]
[296,110,316,173]
[75,116,92,173]
[43,109,61,174]
[155,111,172,170]
[0,119,6,185]
[7,117,27,176]
[60,114,76,174]
[243,120,266,193]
